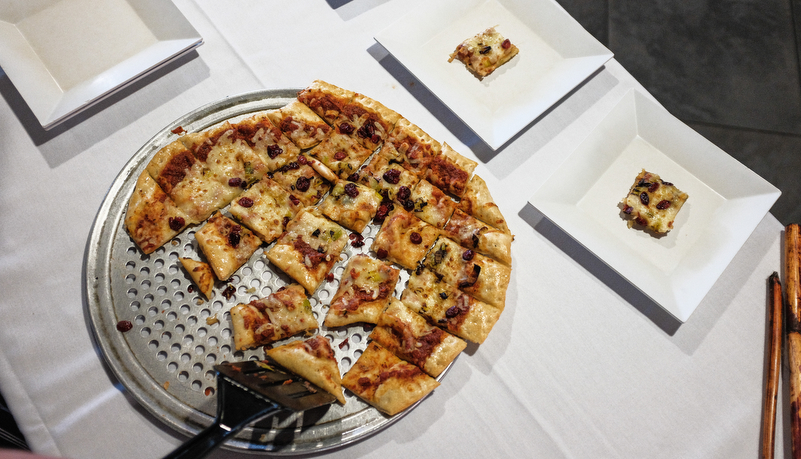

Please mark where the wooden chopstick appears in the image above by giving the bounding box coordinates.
[785,223,801,459]
[763,272,782,459]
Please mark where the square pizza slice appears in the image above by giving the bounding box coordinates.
[408,179,457,229]
[267,100,331,150]
[621,169,689,234]
[145,139,230,223]
[443,209,513,266]
[297,80,357,126]
[265,335,346,404]
[318,180,383,233]
[270,158,331,207]
[424,236,510,309]
[379,118,442,175]
[336,94,401,151]
[228,177,303,244]
[341,341,439,416]
[307,127,372,180]
[195,212,262,281]
[323,254,400,328]
[370,298,466,377]
[232,113,301,173]
[458,174,510,234]
[230,284,317,350]
[425,142,477,198]
[358,150,420,205]
[448,26,519,79]
[265,208,348,294]
[371,207,440,270]
[401,268,501,344]
[125,171,191,254]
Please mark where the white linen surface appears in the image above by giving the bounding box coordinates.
[0,0,785,458]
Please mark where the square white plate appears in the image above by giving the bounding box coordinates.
[0,0,202,129]
[374,0,613,150]
[528,89,780,322]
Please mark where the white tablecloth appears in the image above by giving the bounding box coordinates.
[0,1,787,458]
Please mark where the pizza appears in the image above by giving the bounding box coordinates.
[621,169,689,234]
[371,207,440,270]
[195,212,262,281]
[370,298,466,377]
[230,284,317,350]
[448,26,519,79]
[341,341,440,416]
[179,258,214,299]
[401,268,502,344]
[323,254,400,328]
[123,80,517,419]
[265,208,348,294]
[265,335,346,404]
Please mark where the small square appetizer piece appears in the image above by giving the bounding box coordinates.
[307,127,373,180]
[408,179,457,229]
[270,158,331,207]
[458,174,510,234]
[233,113,301,173]
[336,94,401,151]
[195,212,262,281]
[228,177,303,244]
[371,207,440,270]
[125,171,191,255]
[265,208,348,294]
[267,100,331,150]
[401,268,501,344]
[425,143,477,197]
[371,298,466,377]
[380,118,442,175]
[341,341,440,416]
[179,258,215,299]
[230,284,317,350]
[424,236,510,309]
[297,80,356,126]
[265,335,346,404]
[319,180,383,233]
[324,254,400,328]
[621,169,689,234]
[448,26,519,79]
[444,209,513,266]
[358,151,420,205]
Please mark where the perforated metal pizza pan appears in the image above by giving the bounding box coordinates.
[84,88,452,455]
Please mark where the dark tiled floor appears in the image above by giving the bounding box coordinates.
[558,0,801,225]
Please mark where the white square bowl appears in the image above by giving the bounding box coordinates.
[374,0,613,149]
[529,89,780,321]
[0,0,202,129]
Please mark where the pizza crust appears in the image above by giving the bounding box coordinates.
[125,171,190,255]
[266,335,346,404]
[324,254,399,328]
[179,258,214,299]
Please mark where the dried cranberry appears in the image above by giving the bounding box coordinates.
[282,216,291,227]
[376,248,388,259]
[397,186,411,201]
[297,155,308,165]
[168,216,185,231]
[374,204,390,221]
[222,285,236,300]
[287,161,300,170]
[479,46,492,54]
[409,232,422,244]
[228,177,243,187]
[339,122,354,134]
[662,180,674,186]
[635,216,648,226]
[289,195,300,206]
[623,205,633,214]
[116,320,133,332]
[228,227,241,248]
[462,249,474,261]
[402,199,415,211]
[237,197,254,208]
[267,144,282,159]
[187,285,195,293]
[347,172,360,182]
[639,192,649,206]
[344,183,359,197]
[357,122,375,139]
[382,169,401,184]
[439,292,448,300]
[501,39,511,49]
[445,306,460,318]
[648,182,660,193]
[339,337,349,349]
[296,176,311,192]
[325,273,334,282]
[656,200,671,210]
[334,151,347,161]
[350,233,365,248]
